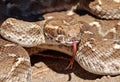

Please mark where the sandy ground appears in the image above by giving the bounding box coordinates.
[31,50,120,82]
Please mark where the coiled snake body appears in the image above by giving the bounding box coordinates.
[0,0,120,82]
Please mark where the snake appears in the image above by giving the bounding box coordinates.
[0,0,120,82]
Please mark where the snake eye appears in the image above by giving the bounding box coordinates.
[57,36,63,41]
[55,35,65,43]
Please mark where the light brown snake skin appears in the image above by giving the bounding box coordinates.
[86,0,120,19]
[0,0,120,82]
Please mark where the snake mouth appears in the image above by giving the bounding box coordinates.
[44,32,81,45]
[66,40,79,44]
[55,35,80,45]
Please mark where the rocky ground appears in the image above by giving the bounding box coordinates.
[31,52,120,82]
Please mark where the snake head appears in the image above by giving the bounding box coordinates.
[52,30,81,44]
[44,19,92,46]
[44,18,94,45]
[44,29,81,45]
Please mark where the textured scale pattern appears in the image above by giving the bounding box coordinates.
[87,0,120,19]
[0,0,120,82]
[76,35,120,75]
[0,39,31,82]
[0,18,45,47]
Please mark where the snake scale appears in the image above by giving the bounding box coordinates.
[0,0,120,82]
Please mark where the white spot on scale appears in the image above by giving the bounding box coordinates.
[89,22,116,37]
[85,41,93,48]
[117,22,120,25]
[98,0,102,5]
[8,53,16,57]
[46,16,54,19]
[5,57,30,80]
[113,43,120,49]
[16,58,27,66]
[29,24,37,28]
[4,43,16,47]
[5,21,14,26]
[67,10,75,16]
[84,31,93,34]
[46,24,59,29]
[95,5,102,11]
[63,20,70,25]
[55,35,65,43]
[113,0,120,3]
[67,3,78,16]
[89,22,101,27]
[78,41,94,51]
[11,57,30,72]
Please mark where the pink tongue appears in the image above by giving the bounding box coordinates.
[73,40,77,56]
[65,39,77,70]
